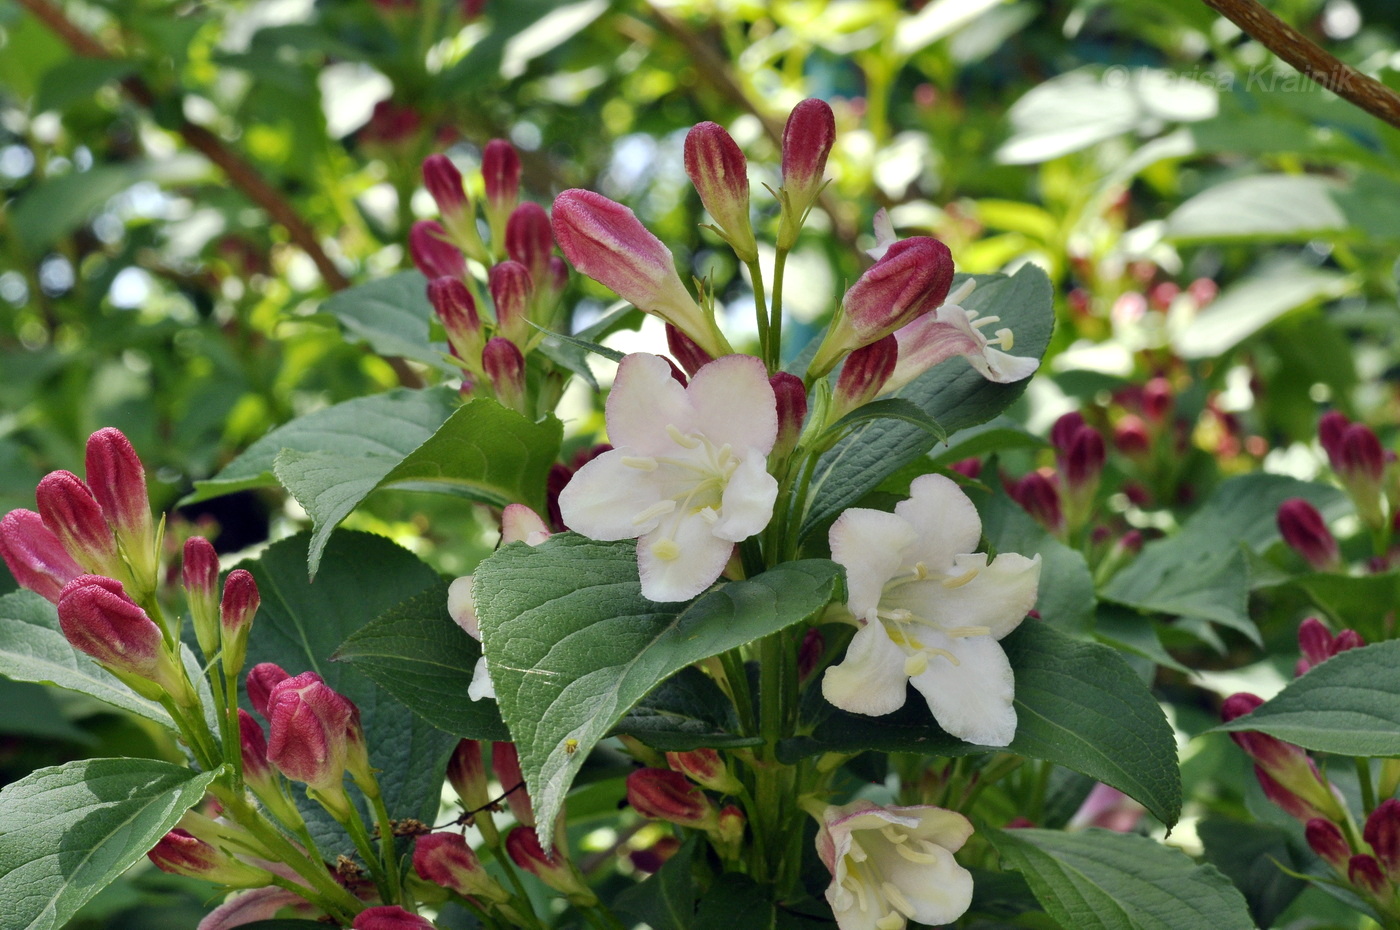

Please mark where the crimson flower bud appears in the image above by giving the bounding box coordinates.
[665,749,741,794]
[147,829,271,887]
[1332,629,1365,655]
[447,739,492,812]
[413,832,510,903]
[246,662,289,719]
[219,569,258,678]
[778,98,835,248]
[505,826,595,904]
[1114,415,1151,457]
[546,256,569,297]
[949,458,981,479]
[1364,798,1400,883]
[666,324,713,378]
[1306,818,1352,871]
[769,372,807,463]
[84,428,157,589]
[1318,411,1350,466]
[1348,854,1390,900]
[36,471,123,581]
[627,768,717,829]
[482,338,527,415]
[1050,412,1087,455]
[492,742,534,826]
[1064,427,1106,492]
[798,626,825,682]
[410,221,467,281]
[489,261,533,345]
[183,536,220,658]
[1224,693,1344,821]
[832,335,897,420]
[1141,377,1173,423]
[1255,766,1330,822]
[684,121,756,262]
[552,189,730,359]
[482,139,521,225]
[1277,498,1340,570]
[808,237,954,378]
[238,708,273,787]
[1010,472,1064,534]
[353,905,437,930]
[427,276,485,367]
[423,154,469,222]
[629,835,680,874]
[0,509,83,603]
[505,202,553,287]
[56,575,180,695]
[1338,424,1385,483]
[265,671,354,798]
[1297,617,1334,673]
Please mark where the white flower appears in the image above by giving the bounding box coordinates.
[559,352,779,602]
[448,504,552,702]
[815,799,975,930]
[823,473,1040,747]
[883,279,1040,392]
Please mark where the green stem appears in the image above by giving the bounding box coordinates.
[719,648,757,736]
[160,695,220,773]
[342,806,393,900]
[369,792,405,905]
[223,668,244,785]
[746,257,771,369]
[481,841,548,930]
[1357,756,1378,816]
[770,248,790,368]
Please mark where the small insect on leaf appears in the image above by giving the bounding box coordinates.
[564,739,579,755]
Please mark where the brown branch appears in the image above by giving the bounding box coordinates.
[1201,0,1400,130]
[16,0,428,388]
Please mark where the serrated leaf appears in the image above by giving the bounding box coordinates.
[1214,640,1400,756]
[0,591,171,727]
[0,758,216,930]
[986,828,1253,930]
[474,533,843,847]
[615,667,762,751]
[802,267,1053,537]
[321,272,456,372]
[334,581,507,742]
[186,387,458,504]
[782,623,1181,827]
[823,397,945,444]
[242,531,457,851]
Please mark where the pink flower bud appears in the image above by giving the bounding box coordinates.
[1255,765,1331,822]
[1064,427,1106,492]
[1332,629,1365,655]
[769,372,807,463]
[36,471,122,579]
[1009,472,1064,534]
[246,662,289,719]
[798,626,825,682]
[84,428,156,583]
[1114,415,1151,457]
[665,749,740,794]
[1348,854,1390,899]
[183,536,220,653]
[56,575,175,689]
[626,768,717,828]
[1141,377,1173,423]
[683,121,756,261]
[949,458,981,479]
[1050,412,1087,455]
[546,256,569,297]
[352,905,437,930]
[666,324,714,378]
[780,98,835,213]
[423,154,469,220]
[427,277,484,366]
[1277,498,1339,570]
[492,742,534,826]
[1297,617,1334,673]
[482,338,527,414]
[0,509,83,603]
[265,671,354,794]
[1224,693,1342,820]
[1188,277,1218,306]
[1148,281,1180,311]
[809,237,954,377]
[410,221,467,281]
[220,570,259,636]
[1317,410,1349,466]
[505,826,594,903]
[832,334,897,420]
[505,202,553,286]
[629,835,680,874]
[147,829,270,887]
[489,260,533,345]
[413,832,510,903]
[1339,424,1385,483]
[552,189,728,359]
[1364,798,1400,882]
[238,708,273,786]
[482,139,522,218]
[1305,818,1352,871]
[447,739,492,811]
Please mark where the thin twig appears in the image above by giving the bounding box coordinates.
[1201,0,1400,130]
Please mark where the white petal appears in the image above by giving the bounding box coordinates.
[559,450,665,539]
[468,656,496,701]
[822,623,910,716]
[894,474,981,569]
[829,508,917,619]
[973,345,1040,383]
[826,886,884,930]
[711,453,778,542]
[887,315,981,393]
[867,208,897,260]
[501,504,550,545]
[448,576,479,640]
[908,552,1040,638]
[909,631,1017,746]
[605,353,692,453]
[636,514,732,602]
[868,839,974,926]
[687,354,778,455]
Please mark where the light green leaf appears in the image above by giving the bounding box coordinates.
[35,59,134,113]
[1164,174,1348,242]
[987,828,1253,930]
[474,534,843,847]
[0,758,216,930]
[321,272,456,371]
[0,591,171,728]
[1215,640,1400,756]
[1172,265,1353,359]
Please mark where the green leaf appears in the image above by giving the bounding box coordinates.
[1102,474,1347,641]
[615,667,762,751]
[802,266,1053,537]
[0,758,216,930]
[186,387,458,504]
[35,59,135,113]
[974,487,1095,634]
[614,835,698,930]
[243,531,457,850]
[1164,174,1349,243]
[823,398,945,444]
[1214,640,1400,756]
[1293,572,1400,646]
[1197,818,1307,928]
[475,534,843,846]
[783,623,1181,827]
[0,679,92,744]
[694,874,777,930]
[321,272,456,372]
[272,398,561,575]
[1171,265,1353,359]
[0,591,171,728]
[334,581,507,742]
[986,828,1253,930]
[926,417,1045,468]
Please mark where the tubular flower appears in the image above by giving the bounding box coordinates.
[559,353,778,602]
[823,474,1040,746]
[884,280,1040,392]
[815,800,975,930]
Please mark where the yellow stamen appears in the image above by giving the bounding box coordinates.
[665,424,701,449]
[941,568,979,589]
[621,456,658,471]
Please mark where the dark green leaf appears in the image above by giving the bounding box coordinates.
[615,667,762,751]
[475,533,843,846]
[1293,572,1400,646]
[823,398,945,444]
[0,679,92,744]
[1197,818,1307,928]
[614,835,698,930]
[0,758,216,930]
[35,59,134,113]
[694,873,775,930]
[973,487,1095,634]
